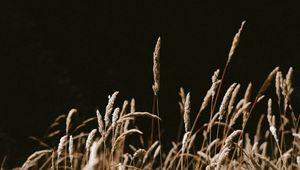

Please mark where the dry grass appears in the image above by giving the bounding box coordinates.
[3,21,300,170]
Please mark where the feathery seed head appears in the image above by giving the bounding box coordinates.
[218,83,237,120]
[286,67,293,91]
[66,109,77,135]
[86,129,97,152]
[184,92,191,132]
[112,107,120,127]
[130,98,135,113]
[212,69,220,83]
[105,91,119,127]
[96,109,105,136]
[152,37,161,95]
[227,21,246,64]
[275,71,282,101]
[57,135,67,158]
[270,126,278,142]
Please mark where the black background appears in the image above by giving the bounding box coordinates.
[0,1,300,167]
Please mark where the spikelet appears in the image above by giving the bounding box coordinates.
[228,84,241,114]
[119,100,129,118]
[224,130,242,149]
[267,99,272,125]
[235,99,244,111]
[216,147,230,170]
[112,107,120,128]
[267,99,279,142]
[286,67,293,91]
[229,102,251,128]
[178,87,186,114]
[241,82,252,127]
[258,67,279,97]
[200,80,221,112]
[211,69,220,97]
[181,131,190,153]
[57,135,67,159]
[284,67,294,111]
[86,129,97,152]
[227,21,246,64]
[104,91,119,127]
[66,109,77,135]
[270,126,278,142]
[199,69,220,114]
[130,98,136,113]
[96,109,105,136]
[152,37,161,95]
[211,131,242,169]
[244,82,252,104]
[275,71,282,104]
[218,83,237,120]
[212,69,220,83]
[184,92,191,132]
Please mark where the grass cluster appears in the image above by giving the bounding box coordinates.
[2,21,300,170]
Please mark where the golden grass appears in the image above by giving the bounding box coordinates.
[3,21,300,170]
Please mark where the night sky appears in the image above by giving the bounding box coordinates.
[1,1,300,166]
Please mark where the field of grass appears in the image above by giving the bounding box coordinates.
[2,21,299,170]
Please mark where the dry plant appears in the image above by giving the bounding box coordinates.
[5,21,300,170]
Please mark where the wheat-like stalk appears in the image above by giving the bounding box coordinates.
[105,91,119,127]
[228,84,240,114]
[112,107,120,128]
[211,69,220,97]
[184,92,191,132]
[96,109,105,137]
[218,83,237,120]
[57,135,67,158]
[66,109,77,135]
[275,71,283,105]
[152,37,161,96]
[130,98,135,113]
[86,129,97,152]
[227,21,246,64]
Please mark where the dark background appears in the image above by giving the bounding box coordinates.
[0,1,300,167]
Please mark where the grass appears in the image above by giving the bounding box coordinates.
[2,21,300,170]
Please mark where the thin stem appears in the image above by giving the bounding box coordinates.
[208,97,214,156]
[150,95,157,145]
[214,120,221,156]
[156,96,163,170]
